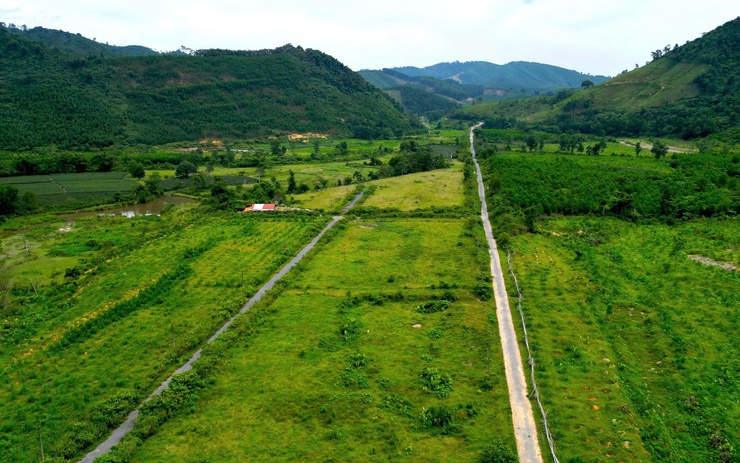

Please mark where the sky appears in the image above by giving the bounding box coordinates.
[1,0,738,76]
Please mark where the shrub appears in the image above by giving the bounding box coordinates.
[420,406,456,434]
[480,440,518,463]
[416,300,452,314]
[419,367,453,398]
[474,282,493,301]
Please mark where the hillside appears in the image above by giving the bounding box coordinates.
[7,25,159,57]
[454,17,740,140]
[0,26,418,150]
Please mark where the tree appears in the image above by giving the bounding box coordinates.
[334,141,349,156]
[209,176,235,210]
[635,142,642,156]
[652,140,668,159]
[0,185,19,215]
[287,169,297,194]
[175,161,198,179]
[270,140,286,157]
[91,153,115,172]
[128,161,145,179]
[581,79,594,89]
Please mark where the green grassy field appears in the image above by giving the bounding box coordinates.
[0,210,328,462]
[292,163,465,212]
[131,218,516,462]
[361,163,465,210]
[0,172,139,205]
[503,217,739,463]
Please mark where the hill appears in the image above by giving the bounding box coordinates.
[0,26,419,150]
[454,17,740,140]
[5,24,159,57]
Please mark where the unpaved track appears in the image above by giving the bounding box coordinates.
[79,191,365,463]
[470,123,543,463]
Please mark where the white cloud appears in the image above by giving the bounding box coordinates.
[2,0,737,75]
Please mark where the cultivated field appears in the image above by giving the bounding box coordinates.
[0,210,328,461]
[503,217,739,463]
[131,218,516,462]
[0,172,139,205]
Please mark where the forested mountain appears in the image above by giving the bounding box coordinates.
[360,61,608,120]
[0,26,419,150]
[4,24,159,57]
[455,17,740,140]
[392,61,609,91]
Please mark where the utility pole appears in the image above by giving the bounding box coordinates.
[171,322,176,349]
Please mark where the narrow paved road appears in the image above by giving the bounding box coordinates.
[79,190,365,463]
[470,123,543,463]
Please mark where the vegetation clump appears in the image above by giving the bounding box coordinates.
[419,367,453,398]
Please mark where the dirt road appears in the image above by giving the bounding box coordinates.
[79,191,365,463]
[470,123,543,463]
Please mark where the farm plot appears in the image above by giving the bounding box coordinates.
[131,218,517,462]
[503,217,740,463]
[0,210,328,462]
[0,172,139,205]
[293,163,465,212]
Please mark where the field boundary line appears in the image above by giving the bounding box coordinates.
[507,250,560,463]
[79,190,365,463]
[469,123,543,463]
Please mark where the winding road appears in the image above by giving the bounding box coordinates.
[470,123,543,463]
[79,191,365,463]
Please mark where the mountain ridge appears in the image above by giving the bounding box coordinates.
[0,26,419,150]
[453,16,740,140]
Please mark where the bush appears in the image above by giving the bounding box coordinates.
[480,440,518,463]
[416,300,452,314]
[474,282,493,301]
[420,406,456,434]
[419,367,453,398]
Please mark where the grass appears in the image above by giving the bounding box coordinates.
[503,216,740,463]
[0,209,329,462]
[131,218,516,462]
[361,163,465,211]
[292,163,465,212]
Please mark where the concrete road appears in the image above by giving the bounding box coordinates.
[470,123,544,463]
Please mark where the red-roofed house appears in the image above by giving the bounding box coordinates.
[244,203,276,212]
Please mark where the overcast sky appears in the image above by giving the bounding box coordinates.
[1,1,738,76]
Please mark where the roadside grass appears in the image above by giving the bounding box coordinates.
[503,217,740,463]
[0,210,328,462]
[293,163,465,212]
[131,218,516,462]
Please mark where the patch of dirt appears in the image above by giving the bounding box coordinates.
[412,324,422,328]
[687,255,737,271]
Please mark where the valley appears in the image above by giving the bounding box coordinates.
[1,14,739,463]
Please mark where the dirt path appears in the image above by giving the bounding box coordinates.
[79,190,365,463]
[470,123,543,463]
[619,140,687,153]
